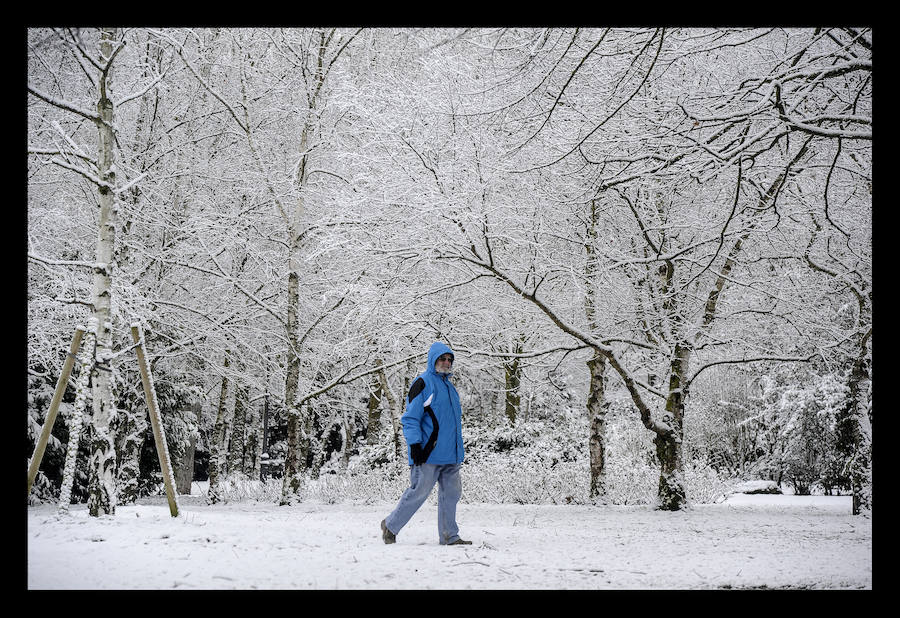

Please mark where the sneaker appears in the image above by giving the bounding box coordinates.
[381,519,396,544]
[447,538,472,545]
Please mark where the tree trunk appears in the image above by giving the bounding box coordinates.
[278,39,317,491]
[341,410,355,466]
[307,406,323,479]
[244,403,260,478]
[207,353,230,504]
[504,355,522,425]
[656,342,690,510]
[281,408,303,502]
[87,28,120,518]
[846,328,872,515]
[174,402,201,495]
[115,389,147,504]
[260,393,270,480]
[228,381,249,475]
[374,364,401,458]
[303,403,317,472]
[281,264,304,503]
[366,359,384,445]
[654,430,686,510]
[394,362,413,459]
[587,350,609,500]
[583,199,610,501]
[175,431,196,496]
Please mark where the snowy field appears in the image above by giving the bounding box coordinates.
[27,486,871,590]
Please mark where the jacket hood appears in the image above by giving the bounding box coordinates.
[427,341,455,375]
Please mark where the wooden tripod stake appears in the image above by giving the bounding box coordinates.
[27,327,85,497]
[131,324,179,517]
[28,324,181,517]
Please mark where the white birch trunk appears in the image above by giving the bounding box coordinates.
[87,28,120,517]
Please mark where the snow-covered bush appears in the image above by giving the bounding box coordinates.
[210,396,733,507]
[683,455,731,503]
[212,473,283,502]
[305,457,410,504]
[684,364,858,496]
[337,398,729,506]
[731,480,781,495]
[348,443,396,471]
[461,449,589,504]
[601,456,657,505]
[28,469,58,505]
[745,368,853,495]
[26,375,73,504]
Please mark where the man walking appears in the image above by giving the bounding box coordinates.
[381,341,472,545]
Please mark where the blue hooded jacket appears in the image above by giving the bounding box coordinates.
[401,341,465,466]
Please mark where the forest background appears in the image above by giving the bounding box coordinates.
[25,27,872,516]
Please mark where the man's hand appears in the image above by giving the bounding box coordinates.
[410,443,427,466]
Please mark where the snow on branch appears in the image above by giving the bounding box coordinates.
[197,237,286,328]
[444,249,673,435]
[27,84,102,125]
[150,29,249,134]
[454,344,589,360]
[114,172,149,195]
[687,353,818,387]
[115,70,167,108]
[28,146,97,168]
[46,156,111,189]
[28,252,99,271]
[679,82,778,123]
[779,115,872,141]
[294,351,426,409]
[521,28,666,173]
[780,59,871,83]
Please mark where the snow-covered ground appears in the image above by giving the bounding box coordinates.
[27,484,871,590]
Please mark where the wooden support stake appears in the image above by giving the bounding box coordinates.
[27,327,85,497]
[131,324,179,517]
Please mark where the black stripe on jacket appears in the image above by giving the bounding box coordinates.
[408,377,439,461]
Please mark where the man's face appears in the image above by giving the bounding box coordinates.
[436,353,453,373]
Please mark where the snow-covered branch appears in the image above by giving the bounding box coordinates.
[28,252,99,271]
[151,29,250,134]
[115,70,167,108]
[687,353,817,387]
[27,84,102,124]
[295,351,426,409]
[777,114,872,141]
